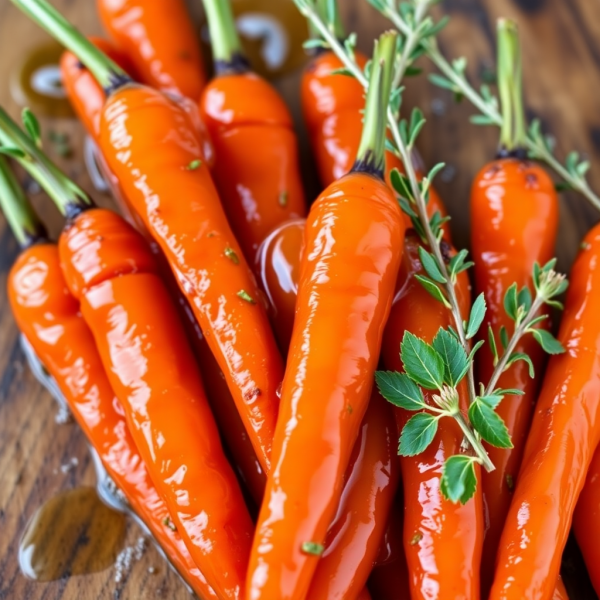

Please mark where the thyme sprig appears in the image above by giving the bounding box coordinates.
[369,0,600,212]
[294,0,569,503]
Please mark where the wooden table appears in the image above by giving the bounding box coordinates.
[0,0,599,598]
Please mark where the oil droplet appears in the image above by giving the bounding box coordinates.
[19,487,126,581]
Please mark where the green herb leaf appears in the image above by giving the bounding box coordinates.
[399,412,439,456]
[500,326,509,349]
[467,339,485,362]
[303,39,328,50]
[531,329,565,355]
[418,246,447,283]
[401,331,445,390]
[22,108,42,147]
[441,455,478,504]
[432,328,469,386]
[0,147,26,159]
[504,283,519,321]
[429,73,457,92]
[488,325,499,366]
[375,371,425,411]
[330,67,355,77]
[478,394,503,409]
[469,400,513,448]
[470,114,496,126]
[390,168,413,201]
[495,388,525,396]
[301,541,324,556]
[506,352,535,378]
[415,275,451,307]
[518,287,532,313]
[466,293,486,339]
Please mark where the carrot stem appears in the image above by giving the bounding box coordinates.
[9,0,129,92]
[353,31,397,178]
[497,19,526,152]
[0,156,47,248]
[0,106,93,217]
[202,0,248,74]
[315,0,345,40]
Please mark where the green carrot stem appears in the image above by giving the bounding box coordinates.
[201,0,248,74]
[0,106,93,217]
[315,0,345,40]
[10,0,129,92]
[353,31,398,178]
[497,19,526,152]
[0,156,47,248]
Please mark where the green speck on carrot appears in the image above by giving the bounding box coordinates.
[237,290,256,304]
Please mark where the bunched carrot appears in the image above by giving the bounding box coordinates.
[489,224,600,600]
[247,31,404,599]
[199,0,307,264]
[0,157,217,599]
[97,0,207,100]
[12,0,285,473]
[470,21,559,593]
[0,108,254,599]
[380,230,483,600]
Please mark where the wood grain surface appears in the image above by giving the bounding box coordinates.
[0,0,599,598]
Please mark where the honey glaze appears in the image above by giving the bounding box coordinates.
[19,487,126,581]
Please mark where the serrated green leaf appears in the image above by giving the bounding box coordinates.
[441,455,478,504]
[506,352,535,378]
[415,275,450,307]
[504,283,519,321]
[432,329,469,387]
[478,394,503,409]
[532,329,565,355]
[418,246,447,284]
[466,293,486,339]
[399,412,439,456]
[375,371,425,411]
[401,331,445,390]
[469,400,513,448]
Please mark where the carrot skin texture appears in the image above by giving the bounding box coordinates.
[7,244,216,599]
[247,172,404,599]
[97,0,206,100]
[58,208,253,599]
[574,444,600,595]
[200,73,307,263]
[471,157,559,593]
[307,391,400,600]
[300,50,447,232]
[99,84,284,473]
[381,231,483,600]
[490,224,600,600]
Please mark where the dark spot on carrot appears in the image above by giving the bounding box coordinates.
[525,173,539,189]
[440,240,452,264]
[244,388,261,402]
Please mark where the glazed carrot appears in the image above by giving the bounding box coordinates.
[97,0,206,100]
[553,577,570,600]
[489,224,600,600]
[367,494,411,600]
[0,157,216,599]
[60,36,265,506]
[471,22,559,593]
[199,0,306,264]
[247,32,403,599]
[380,230,483,600]
[0,109,254,599]
[574,445,600,595]
[13,0,284,472]
[300,0,447,232]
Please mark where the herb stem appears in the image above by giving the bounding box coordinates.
[0,156,47,248]
[455,412,495,471]
[315,0,345,39]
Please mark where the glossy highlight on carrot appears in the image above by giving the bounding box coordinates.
[381,230,483,600]
[199,0,306,264]
[490,224,600,600]
[97,0,207,100]
[247,31,404,599]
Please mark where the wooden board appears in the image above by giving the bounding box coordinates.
[0,0,599,598]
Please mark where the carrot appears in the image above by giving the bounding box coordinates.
[300,0,447,233]
[247,31,403,599]
[0,156,217,599]
[13,0,284,473]
[199,0,307,264]
[379,230,483,600]
[573,444,600,596]
[0,107,254,599]
[489,223,599,600]
[97,0,207,100]
[470,21,559,593]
